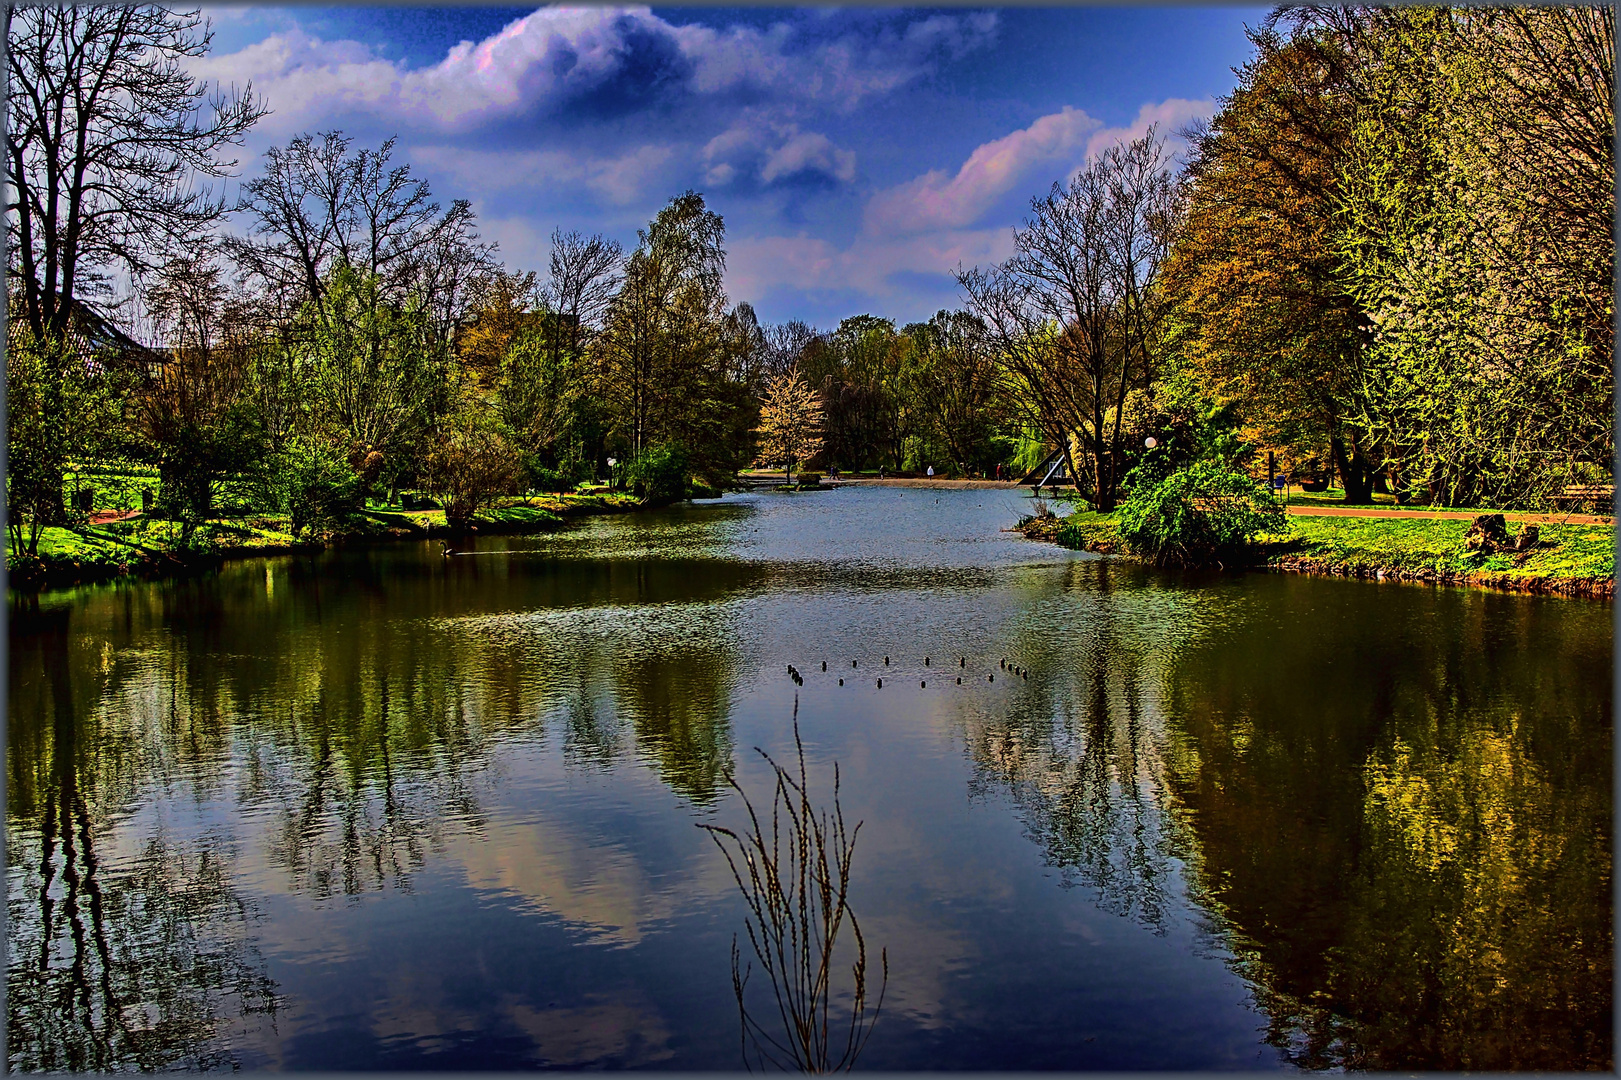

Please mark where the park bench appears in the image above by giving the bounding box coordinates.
[1553,484,1613,512]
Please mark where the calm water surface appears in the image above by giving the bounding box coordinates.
[7,487,1612,1070]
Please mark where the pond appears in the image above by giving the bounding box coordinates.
[7,487,1612,1070]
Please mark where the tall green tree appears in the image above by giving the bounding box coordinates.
[594,192,754,486]
[296,264,450,490]
[1162,16,1378,501]
[1332,7,1613,507]
[903,310,1011,476]
[130,255,263,533]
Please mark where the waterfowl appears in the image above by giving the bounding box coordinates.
[821,661,827,672]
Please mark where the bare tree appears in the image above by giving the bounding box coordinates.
[958,130,1176,509]
[542,227,623,356]
[232,132,496,332]
[763,320,822,383]
[226,131,354,319]
[6,5,264,344]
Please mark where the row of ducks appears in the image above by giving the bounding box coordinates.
[789,656,1031,689]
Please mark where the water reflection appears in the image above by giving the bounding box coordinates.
[1157,579,1612,1070]
[7,605,280,1071]
[7,490,1611,1070]
[962,560,1199,933]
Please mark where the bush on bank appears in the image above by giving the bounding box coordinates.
[1114,460,1286,566]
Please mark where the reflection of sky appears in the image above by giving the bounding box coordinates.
[30,490,1609,1069]
[10,488,1293,1068]
[194,7,1267,325]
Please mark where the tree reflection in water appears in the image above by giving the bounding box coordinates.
[8,604,279,1071]
[8,554,750,1066]
[961,566,1610,1071]
[960,561,1198,933]
[1157,580,1612,1070]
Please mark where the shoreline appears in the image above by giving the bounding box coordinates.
[1018,513,1615,601]
[6,494,651,595]
[835,477,1025,490]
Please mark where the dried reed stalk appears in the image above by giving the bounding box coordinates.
[699,704,887,1072]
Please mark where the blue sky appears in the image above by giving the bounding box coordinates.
[197,6,1268,327]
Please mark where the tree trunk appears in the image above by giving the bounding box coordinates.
[1330,435,1376,505]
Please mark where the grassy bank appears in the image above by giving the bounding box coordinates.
[7,492,644,593]
[1033,510,1614,599]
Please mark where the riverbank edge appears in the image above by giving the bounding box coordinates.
[1018,513,1616,600]
[6,494,656,594]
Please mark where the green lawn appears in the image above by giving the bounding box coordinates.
[8,491,645,590]
[1272,515,1613,581]
[1048,508,1612,589]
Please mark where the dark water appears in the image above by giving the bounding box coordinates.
[7,488,1612,1071]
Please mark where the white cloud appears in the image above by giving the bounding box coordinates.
[411,144,676,207]
[863,97,1216,238]
[727,227,1016,309]
[702,114,856,188]
[864,106,1101,237]
[1081,97,1215,160]
[192,7,1000,136]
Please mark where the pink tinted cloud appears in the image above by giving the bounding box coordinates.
[727,227,1016,312]
[862,106,1102,237]
[1081,97,1216,159]
[863,98,1216,238]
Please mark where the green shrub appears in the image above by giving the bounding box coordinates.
[264,440,362,536]
[797,472,821,488]
[1116,459,1285,566]
[629,444,690,505]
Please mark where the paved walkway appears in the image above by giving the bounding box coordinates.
[88,509,142,526]
[1286,505,1613,526]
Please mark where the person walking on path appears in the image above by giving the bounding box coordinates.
[927,465,934,478]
